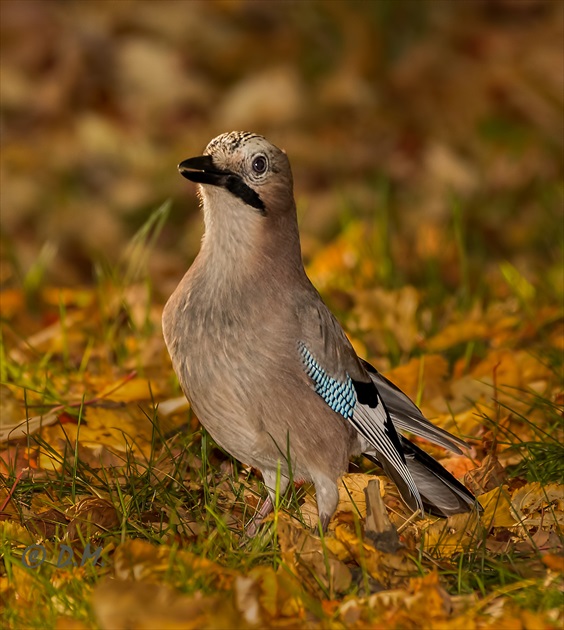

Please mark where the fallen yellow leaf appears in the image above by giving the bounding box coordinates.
[479,486,516,529]
[96,377,162,402]
[424,511,483,558]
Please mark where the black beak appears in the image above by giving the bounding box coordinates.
[178,154,266,214]
[178,155,229,186]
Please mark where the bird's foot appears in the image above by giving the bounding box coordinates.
[244,495,274,537]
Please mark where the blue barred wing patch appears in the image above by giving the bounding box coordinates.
[298,342,356,418]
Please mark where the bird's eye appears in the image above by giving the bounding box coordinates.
[252,155,268,174]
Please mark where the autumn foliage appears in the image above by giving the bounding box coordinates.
[1,2,562,628]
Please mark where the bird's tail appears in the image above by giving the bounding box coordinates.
[365,437,479,517]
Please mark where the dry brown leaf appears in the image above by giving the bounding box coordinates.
[424,511,484,558]
[0,443,38,476]
[240,566,279,620]
[0,520,36,548]
[73,443,126,469]
[0,385,21,428]
[299,473,392,530]
[26,507,68,540]
[114,539,236,590]
[479,486,517,529]
[334,523,415,588]
[440,455,479,481]
[336,473,376,519]
[113,539,171,582]
[9,563,41,610]
[359,571,452,627]
[471,350,554,407]
[1,409,59,442]
[515,529,563,556]
[65,497,120,543]
[157,396,190,417]
[277,516,352,598]
[432,380,493,418]
[37,405,156,471]
[426,321,490,353]
[510,482,564,529]
[92,580,235,630]
[9,311,87,363]
[432,404,490,438]
[232,564,307,627]
[96,377,163,403]
[465,453,507,496]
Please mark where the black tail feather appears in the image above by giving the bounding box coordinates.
[364,437,480,518]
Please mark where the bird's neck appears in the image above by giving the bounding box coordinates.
[197,190,305,288]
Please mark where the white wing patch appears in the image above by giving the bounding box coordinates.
[299,341,423,512]
[352,397,422,511]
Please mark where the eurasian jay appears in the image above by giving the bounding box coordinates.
[163,131,477,532]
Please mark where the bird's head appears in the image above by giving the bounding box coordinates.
[178,132,303,274]
[178,132,294,219]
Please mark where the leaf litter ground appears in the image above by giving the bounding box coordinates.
[1,4,562,625]
[1,209,562,629]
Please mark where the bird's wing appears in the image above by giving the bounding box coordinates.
[360,359,468,454]
[297,296,423,513]
[399,437,478,516]
[364,436,477,517]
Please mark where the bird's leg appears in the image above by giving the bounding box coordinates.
[245,495,274,537]
[245,470,290,537]
[312,474,340,533]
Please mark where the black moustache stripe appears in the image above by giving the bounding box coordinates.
[224,175,266,215]
[178,155,266,215]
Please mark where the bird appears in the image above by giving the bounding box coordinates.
[162,131,478,533]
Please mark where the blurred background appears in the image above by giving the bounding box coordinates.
[1,5,563,625]
[1,0,562,303]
